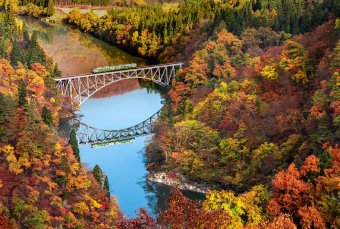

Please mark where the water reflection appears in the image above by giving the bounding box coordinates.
[20,17,146,75]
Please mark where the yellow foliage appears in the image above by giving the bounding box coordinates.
[71,162,80,175]
[261,64,279,80]
[18,156,31,168]
[73,202,90,216]
[203,185,268,228]
[0,145,25,175]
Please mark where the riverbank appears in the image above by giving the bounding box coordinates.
[147,172,216,194]
[57,5,110,17]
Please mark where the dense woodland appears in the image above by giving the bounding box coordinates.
[0,0,339,228]
[65,0,338,60]
[0,5,119,228]
[101,0,337,228]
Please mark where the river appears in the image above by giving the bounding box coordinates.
[21,17,203,217]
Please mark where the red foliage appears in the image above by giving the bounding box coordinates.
[251,214,297,229]
[116,208,158,229]
[168,82,190,112]
[265,146,340,229]
[0,211,12,229]
[117,189,231,228]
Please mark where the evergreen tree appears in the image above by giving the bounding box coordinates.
[46,0,55,16]
[0,93,16,143]
[93,164,104,186]
[68,129,80,162]
[10,41,22,66]
[27,31,47,67]
[332,40,340,69]
[42,106,53,126]
[320,149,332,175]
[55,155,70,187]
[18,79,28,107]
[22,21,30,42]
[53,63,62,78]
[4,1,16,36]
[103,175,110,198]
[0,39,6,58]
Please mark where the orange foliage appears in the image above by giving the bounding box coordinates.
[267,146,340,228]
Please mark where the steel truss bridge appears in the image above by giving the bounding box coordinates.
[55,62,183,105]
[55,63,183,145]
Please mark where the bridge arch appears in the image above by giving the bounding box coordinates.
[55,62,183,105]
[76,109,162,144]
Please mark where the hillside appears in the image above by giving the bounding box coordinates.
[0,6,119,228]
[123,16,340,229]
[0,0,339,228]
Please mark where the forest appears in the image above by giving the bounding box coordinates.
[0,5,119,228]
[0,0,339,228]
[65,0,338,60]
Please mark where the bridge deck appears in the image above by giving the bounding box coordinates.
[55,62,184,80]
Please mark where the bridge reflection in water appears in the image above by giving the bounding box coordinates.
[76,109,162,145]
[55,63,183,145]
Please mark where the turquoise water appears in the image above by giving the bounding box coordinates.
[79,89,164,217]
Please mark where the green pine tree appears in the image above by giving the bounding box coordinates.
[27,31,47,67]
[53,63,62,78]
[46,0,55,16]
[0,93,16,143]
[320,149,332,175]
[93,165,104,186]
[332,40,340,69]
[18,79,28,108]
[22,21,30,42]
[103,176,110,198]
[4,1,16,36]
[0,39,6,58]
[68,129,80,162]
[10,41,22,66]
[42,106,53,126]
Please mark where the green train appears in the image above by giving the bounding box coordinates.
[92,63,137,74]
[91,138,135,148]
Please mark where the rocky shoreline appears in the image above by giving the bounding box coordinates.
[147,172,213,194]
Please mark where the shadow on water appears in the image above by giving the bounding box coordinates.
[139,149,205,217]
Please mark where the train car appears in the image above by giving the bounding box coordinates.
[92,63,137,74]
[91,138,135,148]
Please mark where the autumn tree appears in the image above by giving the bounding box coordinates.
[279,40,310,84]
[42,106,53,126]
[267,147,340,228]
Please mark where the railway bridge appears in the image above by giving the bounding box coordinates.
[55,62,183,145]
[55,62,183,105]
